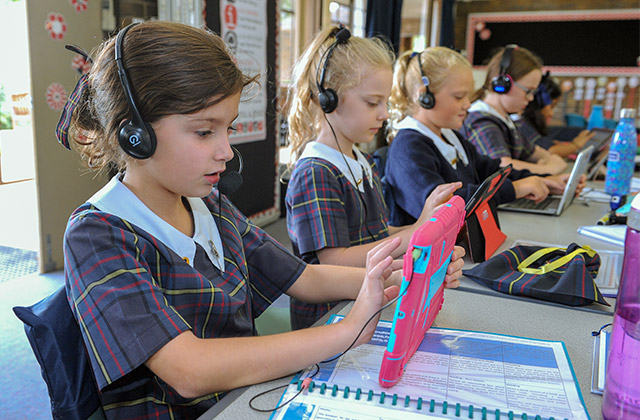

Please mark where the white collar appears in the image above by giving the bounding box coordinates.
[299,142,373,192]
[468,100,517,131]
[87,175,225,271]
[394,116,469,168]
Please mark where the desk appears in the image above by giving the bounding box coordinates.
[458,189,622,315]
[199,186,620,420]
[199,289,609,419]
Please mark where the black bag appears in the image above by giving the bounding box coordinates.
[463,243,609,306]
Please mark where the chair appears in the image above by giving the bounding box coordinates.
[13,286,105,420]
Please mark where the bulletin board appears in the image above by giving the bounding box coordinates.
[466,9,640,76]
[205,0,280,223]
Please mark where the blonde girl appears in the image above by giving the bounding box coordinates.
[384,47,570,226]
[285,27,464,329]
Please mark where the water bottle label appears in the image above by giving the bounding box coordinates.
[608,151,620,163]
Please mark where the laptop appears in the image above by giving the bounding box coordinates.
[582,128,613,154]
[498,145,594,216]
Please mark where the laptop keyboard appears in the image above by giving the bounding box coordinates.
[510,196,556,210]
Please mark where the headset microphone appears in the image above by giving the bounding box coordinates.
[217,146,244,195]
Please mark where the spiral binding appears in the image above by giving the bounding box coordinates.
[294,379,559,420]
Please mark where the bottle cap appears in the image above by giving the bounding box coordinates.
[629,194,640,231]
[620,108,636,120]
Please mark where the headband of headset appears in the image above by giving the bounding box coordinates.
[316,25,351,113]
[413,51,435,109]
[490,44,518,94]
[115,22,157,159]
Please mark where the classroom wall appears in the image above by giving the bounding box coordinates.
[26,1,107,272]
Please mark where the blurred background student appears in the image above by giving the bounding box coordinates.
[461,45,567,175]
[515,72,594,158]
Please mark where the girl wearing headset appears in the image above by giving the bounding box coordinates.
[461,46,568,175]
[285,26,465,330]
[516,73,594,158]
[384,47,569,226]
[58,21,465,419]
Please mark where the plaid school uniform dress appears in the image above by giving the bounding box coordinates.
[285,142,389,329]
[64,177,305,420]
[461,100,536,161]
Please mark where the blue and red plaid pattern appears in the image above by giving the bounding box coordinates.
[463,243,608,307]
[55,73,89,150]
[461,111,535,161]
[285,154,389,328]
[64,190,305,419]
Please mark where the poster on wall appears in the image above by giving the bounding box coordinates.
[220,0,267,143]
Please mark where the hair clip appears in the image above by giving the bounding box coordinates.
[64,44,93,64]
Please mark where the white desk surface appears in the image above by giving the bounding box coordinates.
[200,187,622,420]
[200,289,610,419]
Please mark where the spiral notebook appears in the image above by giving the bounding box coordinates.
[270,315,590,420]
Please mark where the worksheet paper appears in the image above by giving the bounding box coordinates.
[270,315,589,420]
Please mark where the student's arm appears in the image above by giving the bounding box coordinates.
[500,145,567,175]
[317,182,461,266]
[548,130,593,158]
[145,239,400,398]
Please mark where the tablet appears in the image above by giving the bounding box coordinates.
[464,164,513,217]
[378,195,466,388]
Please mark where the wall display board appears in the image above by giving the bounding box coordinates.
[205,0,279,223]
[466,10,640,76]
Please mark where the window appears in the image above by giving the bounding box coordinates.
[328,0,366,36]
[279,0,296,85]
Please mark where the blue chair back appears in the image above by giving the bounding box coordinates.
[13,286,105,420]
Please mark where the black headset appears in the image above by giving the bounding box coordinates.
[415,51,435,109]
[490,44,518,95]
[115,22,157,159]
[316,26,351,114]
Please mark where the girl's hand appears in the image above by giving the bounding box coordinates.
[444,245,465,289]
[541,174,569,195]
[512,176,550,202]
[545,173,586,196]
[345,238,401,347]
[416,182,463,226]
[571,130,594,150]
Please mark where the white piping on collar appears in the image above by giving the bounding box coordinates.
[87,176,225,271]
[299,141,373,192]
[394,116,469,168]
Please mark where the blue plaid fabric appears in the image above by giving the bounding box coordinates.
[64,190,305,419]
[285,154,389,328]
[55,73,89,150]
[461,111,535,161]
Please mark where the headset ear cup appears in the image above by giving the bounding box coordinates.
[419,90,436,109]
[318,88,339,114]
[491,75,511,94]
[118,119,157,159]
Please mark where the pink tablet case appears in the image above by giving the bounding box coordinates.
[379,195,466,388]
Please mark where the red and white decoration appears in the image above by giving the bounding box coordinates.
[45,12,67,40]
[70,0,88,13]
[46,83,68,111]
[72,54,92,75]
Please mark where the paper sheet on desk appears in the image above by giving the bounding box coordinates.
[580,178,640,202]
[578,225,626,247]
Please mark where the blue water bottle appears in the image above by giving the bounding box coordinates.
[587,105,605,130]
[605,108,637,211]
